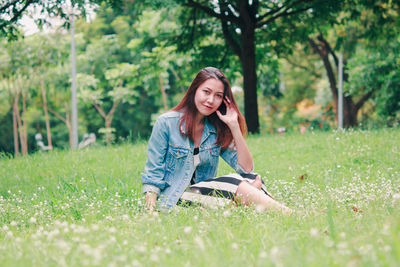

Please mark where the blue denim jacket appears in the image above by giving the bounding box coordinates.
[141,111,252,210]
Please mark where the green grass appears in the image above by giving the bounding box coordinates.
[1,128,400,266]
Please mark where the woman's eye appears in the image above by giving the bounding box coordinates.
[216,94,223,99]
[203,90,210,94]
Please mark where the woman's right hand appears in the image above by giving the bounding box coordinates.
[145,192,157,212]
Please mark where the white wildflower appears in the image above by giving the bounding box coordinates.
[309,228,319,238]
[149,254,159,262]
[29,217,37,224]
[184,226,192,234]
[194,236,205,251]
[223,210,231,217]
[231,243,239,249]
[136,246,146,253]
[259,251,268,259]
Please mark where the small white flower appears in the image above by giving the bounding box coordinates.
[384,245,391,252]
[259,251,268,259]
[2,225,9,231]
[194,236,205,251]
[149,254,159,262]
[309,228,319,238]
[10,221,17,227]
[223,210,231,217]
[29,217,37,224]
[393,193,400,200]
[231,243,239,249]
[136,246,146,253]
[184,226,192,234]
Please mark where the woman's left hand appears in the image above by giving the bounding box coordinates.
[216,97,239,130]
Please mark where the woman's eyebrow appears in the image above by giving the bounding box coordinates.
[205,86,223,94]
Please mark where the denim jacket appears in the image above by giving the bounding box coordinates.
[141,111,253,210]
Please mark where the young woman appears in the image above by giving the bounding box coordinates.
[142,67,291,214]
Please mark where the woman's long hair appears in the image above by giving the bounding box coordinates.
[172,67,247,149]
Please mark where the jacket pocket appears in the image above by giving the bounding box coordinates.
[165,146,189,172]
[210,146,220,157]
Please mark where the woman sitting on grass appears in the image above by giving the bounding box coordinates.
[142,67,291,214]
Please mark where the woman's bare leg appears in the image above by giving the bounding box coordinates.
[235,180,293,215]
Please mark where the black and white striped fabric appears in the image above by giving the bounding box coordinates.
[178,173,273,208]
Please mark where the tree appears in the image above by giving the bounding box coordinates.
[307,0,400,127]
[77,63,137,145]
[167,0,338,133]
[347,40,400,124]
[0,0,111,37]
[0,72,30,155]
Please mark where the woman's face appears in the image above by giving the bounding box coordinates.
[194,78,224,118]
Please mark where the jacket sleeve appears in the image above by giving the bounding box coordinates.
[141,117,170,195]
[220,144,254,175]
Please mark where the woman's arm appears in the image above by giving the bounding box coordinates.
[216,98,253,172]
[141,116,170,210]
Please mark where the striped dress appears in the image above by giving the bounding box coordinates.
[178,147,272,208]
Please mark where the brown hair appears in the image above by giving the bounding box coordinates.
[172,67,247,149]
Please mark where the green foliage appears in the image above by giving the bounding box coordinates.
[347,41,400,121]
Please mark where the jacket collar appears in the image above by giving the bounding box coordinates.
[200,117,216,145]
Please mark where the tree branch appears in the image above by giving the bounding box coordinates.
[317,33,338,67]
[284,57,320,77]
[0,0,19,13]
[48,108,67,124]
[256,0,313,28]
[257,0,309,22]
[92,102,107,119]
[221,19,241,57]
[186,0,240,24]
[355,90,374,112]
[107,100,120,120]
[0,0,36,28]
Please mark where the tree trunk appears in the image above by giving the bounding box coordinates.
[159,74,168,110]
[15,92,27,156]
[344,96,358,126]
[41,82,52,149]
[11,94,19,156]
[241,27,260,133]
[21,91,28,155]
[308,36,358,127]
[65,104,73,149]
[48,102,73,148]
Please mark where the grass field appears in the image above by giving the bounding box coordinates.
[1,128,400,266]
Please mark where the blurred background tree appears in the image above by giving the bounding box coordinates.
[0,0,399,155]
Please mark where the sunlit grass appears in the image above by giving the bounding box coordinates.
[1,128,400,266]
